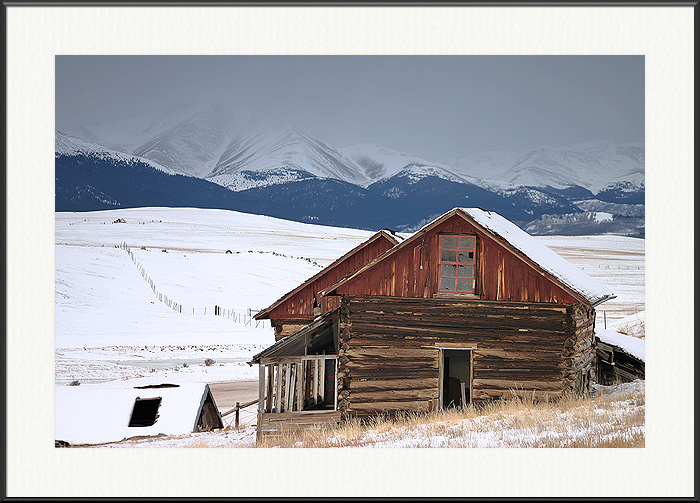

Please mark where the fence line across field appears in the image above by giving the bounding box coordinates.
[118,241,269,329]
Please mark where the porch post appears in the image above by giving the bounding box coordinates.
[275,364,283,413]
[313,359,319,405]
[257,364,265,414]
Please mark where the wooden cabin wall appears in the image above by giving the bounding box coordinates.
[336,295,592,419]
[337,214,579,304]
[563,303,596,393]
[266,235,395,323]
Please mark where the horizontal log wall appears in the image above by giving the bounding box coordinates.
[338,295,593,419]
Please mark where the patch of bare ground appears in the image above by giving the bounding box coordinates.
[256,380,644,448]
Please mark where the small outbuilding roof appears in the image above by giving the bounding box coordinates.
[55,382,222,445]
[596,328,645,363]
[321,207,615,307]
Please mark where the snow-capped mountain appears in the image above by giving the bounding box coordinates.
[443,141,645,194]
[56,131,176,175]
[132,103,237,177]
[55,131,247,213]
[207,121,369,191]
[58,106,644,235]
[340,143,471,186]
[65,103,203,154]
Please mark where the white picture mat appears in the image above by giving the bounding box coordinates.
[5,5,694,498]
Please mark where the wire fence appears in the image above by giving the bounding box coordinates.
[118,241,270,329]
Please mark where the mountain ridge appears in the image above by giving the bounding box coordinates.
[57,105,645,236]
[63,103,644,195]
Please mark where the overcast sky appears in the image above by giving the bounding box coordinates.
[56,55,644,160]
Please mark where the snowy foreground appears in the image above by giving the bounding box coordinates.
[56,207,645,446]
[87,380,645,449]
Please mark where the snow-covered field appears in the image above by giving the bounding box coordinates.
[55,207,377,385]
[88,380,645,449]
[539,235,645,324]
[55,208,644,387]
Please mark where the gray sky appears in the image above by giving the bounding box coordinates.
[56,55,644,160]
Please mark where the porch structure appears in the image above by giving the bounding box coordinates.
[251,311,341,438]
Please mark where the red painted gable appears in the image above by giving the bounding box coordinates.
[331,213,581,305]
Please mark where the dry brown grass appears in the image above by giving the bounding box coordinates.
[255,381,645,448]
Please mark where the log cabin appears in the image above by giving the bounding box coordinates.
[250,207,616,437]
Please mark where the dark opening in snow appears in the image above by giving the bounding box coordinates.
[134,383,180,389]
[128,397,162,427]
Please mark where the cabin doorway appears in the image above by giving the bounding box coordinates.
[441,349,472,408]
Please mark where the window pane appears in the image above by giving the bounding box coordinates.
[441,237,458,249]
[441,264,456,277]
[458,250,474,263]
[459,237,475,249]
[440,278,455,291]
[457,278,473,292]
[441,250,457,262]
[457,265,474,277]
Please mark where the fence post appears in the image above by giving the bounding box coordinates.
[235,402,240,429]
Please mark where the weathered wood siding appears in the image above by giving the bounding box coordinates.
[337,296,594,419]
[336,214,580,304]
[565,303,596,392]
[265,234,396,322]
[257,410,341,439]
[595,340,645,385]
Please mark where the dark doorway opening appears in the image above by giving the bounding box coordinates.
[196,391,224,431]
[128,397,162,427]
[441,350,471,408]
[321,358,336,409]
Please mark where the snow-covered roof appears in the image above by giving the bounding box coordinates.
[457,208,615,306]
[596,328,645,362]
[55,382,220,445]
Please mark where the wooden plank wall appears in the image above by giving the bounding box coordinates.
[595,341,645,385]
[337,214,580,305]
[337,295,593,419]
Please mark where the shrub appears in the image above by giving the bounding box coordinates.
[67,380,80,386]
[204,358,215,366]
